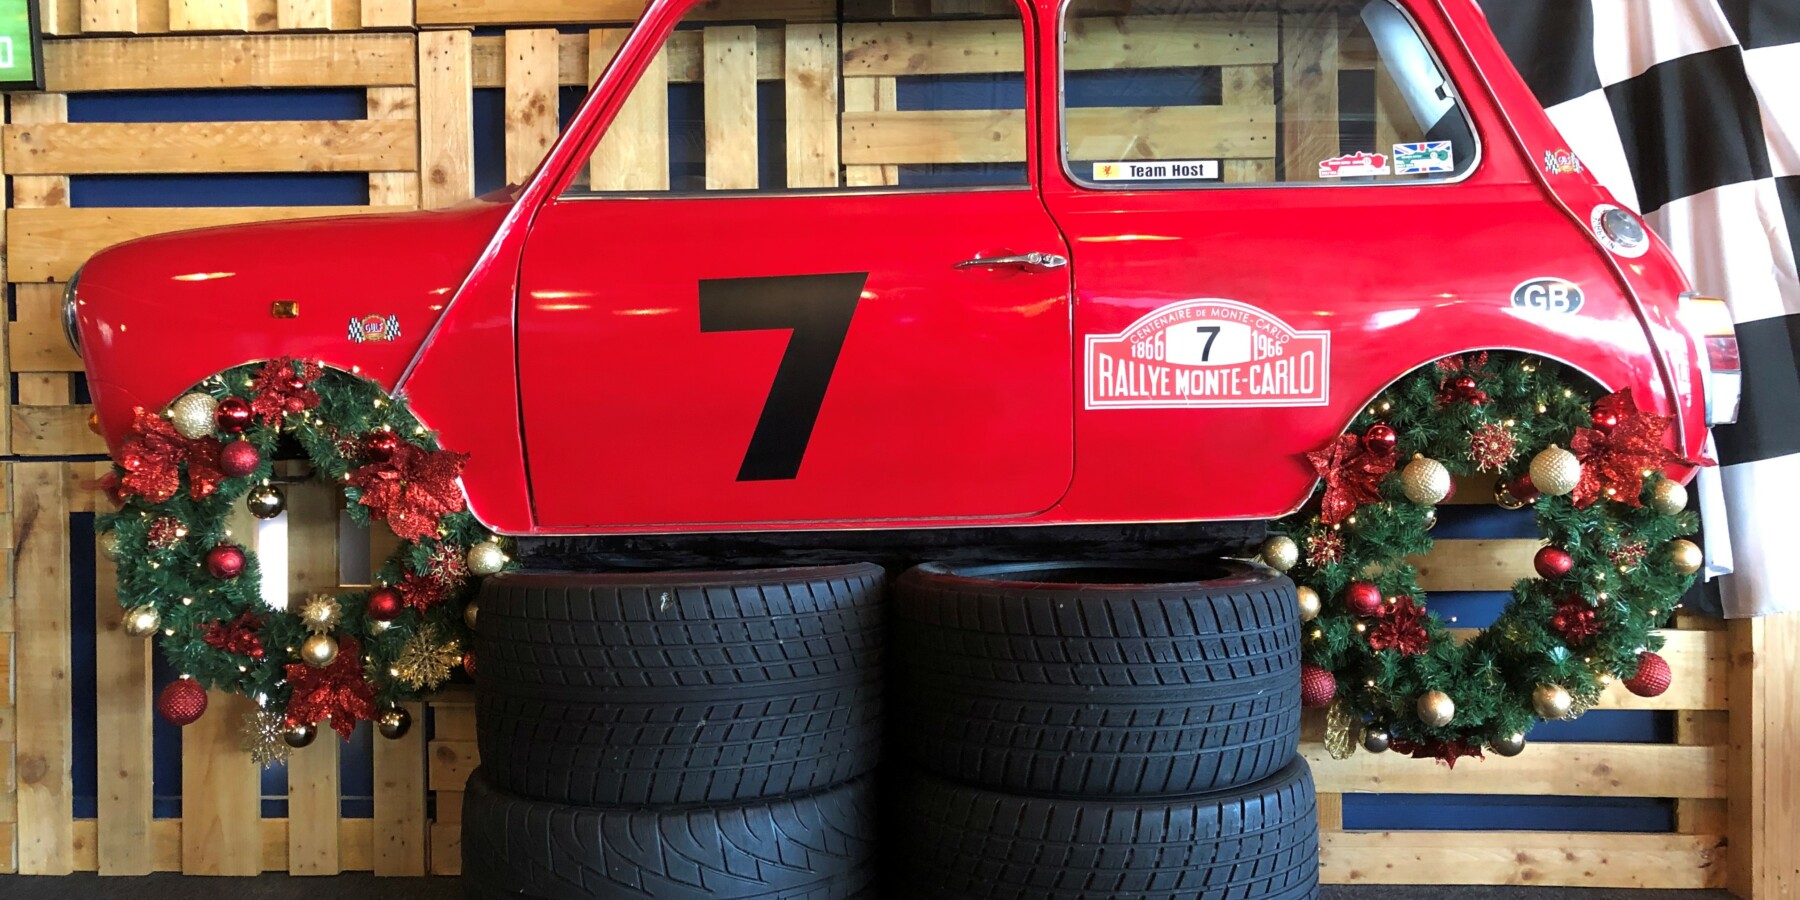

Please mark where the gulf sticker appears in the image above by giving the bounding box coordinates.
[1085,300,1331,409]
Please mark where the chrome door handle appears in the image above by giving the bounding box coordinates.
[955,252,1069,271]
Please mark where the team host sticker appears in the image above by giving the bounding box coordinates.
[1085,300,1331,409]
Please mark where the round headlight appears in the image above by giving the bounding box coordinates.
[62,267,83,358]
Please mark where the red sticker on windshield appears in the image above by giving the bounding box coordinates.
[1085,300,1331,409]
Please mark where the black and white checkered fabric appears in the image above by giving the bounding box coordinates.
[1481,0,1800,617]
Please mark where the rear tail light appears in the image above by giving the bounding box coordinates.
[1682,294,1740,425]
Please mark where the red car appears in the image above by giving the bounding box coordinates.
[64,0,1738,540]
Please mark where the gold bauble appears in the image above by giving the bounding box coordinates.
[300,633,339,668]
[377,707,413,740]
[168,392,219,440]
[1494,481,1525,510]
[1529,445,1582,497]
[1652,480,1689,517]
[1422,508,1438,530]
[463,599,480,631]
[1260,535,1299,572]
[1361,727,1392,754]
[1417,690,1456,727]
[1400,456,1452,505]
[298,593,341,634]
[1491,732,1527,757]
[246,484,286,519]
[122,603,161,638]
[1295,586,1321,622]
[466,540,509,576]
[283,721,318,749]
[1532,683,1574,719]
[99,531,121,560]
[1669,539,1703,575]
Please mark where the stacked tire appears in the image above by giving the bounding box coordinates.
[463,565,887,900]
[891,560,1320,900]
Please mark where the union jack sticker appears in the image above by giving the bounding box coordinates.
[348,314,401,343]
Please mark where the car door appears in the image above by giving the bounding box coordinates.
[515,0,1072,529]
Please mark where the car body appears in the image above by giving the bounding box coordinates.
[65,0,1738,537]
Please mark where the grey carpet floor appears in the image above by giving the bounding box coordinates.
[0,875,1741,899]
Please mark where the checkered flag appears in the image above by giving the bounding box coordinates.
[1479,0,1800,616]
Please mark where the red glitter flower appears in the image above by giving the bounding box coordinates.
[249,358,323,426]
[202,612,266,660]
[1368,596,1431,656]
[347,443,469,542]
[284,635,376,739]
[1307,434,1397,524]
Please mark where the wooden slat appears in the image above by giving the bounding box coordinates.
[428,821,461,875]
[8,206,407,283]
[372,701,426,875]
[784,24,838,189]
[1280,11,1339,182]
[842,76,897,186]
[1409,538,1540,593]
[419,29,475,209]
[43,0,83,34]
[81,0,139,33]
[0,822,12,874]
[366,88,421,208]
[503,29,560,186]
[45,34,416,92]
[3,120,416,175]
[10,295,83,373]
[69,818,376,872]
[589,28,670,191]
[94,528,153,876]
[1221,65,1275,183]
[13,405,105,457]
[286,481,341,875]
[846,106,1273,166]
[1728,614,1800,898]
[471,29,787,89]
[418,0,831,27]
[13,463,73,874]
[180,691,263,876]
[1322,831,1726,889]
[168,0,251,32]
[277,0,334,30]
[703,26,758,190]
[840,15,1275,77]
[1307,741,1726,799]
[1676,711,1729,836]
[428,739,478,793]
[430,699,476,741]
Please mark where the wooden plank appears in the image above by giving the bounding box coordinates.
[428,821,461,875]
[180,693,262,874]
[13,463,73,874]
[1280,11,1339,182]
[588,28,669,191]
[1221,64,1275,183]
[842,76,897,187]
[276,0,333,30]
[1409,538,1539,593]
[503,29,560,186]
[471,28,785,89]
[9,206,406,283]
[286,481,341,875]
[418,0,830,27]
[841,14,1275,77]
[783,24,838,189]
[81,0,138,33]
[419,29,475,209]
[1676,711,1729,836]
[69,818,377,872]
[360,0,411,27]
[12,406,105,457]
[94,527,153,876]
[848,106,1274,166]
[0,822,12,873]
[10,296,83,373]
[169,0,250,31]
[1728,614,1800,899]
[372,701,426,876]
[45,34,417,92]
[366,88,421,208]
[428,739,477,792]
[1307,741,1726,799]
[703,26,758,190]
[42,0,82,34]
[430,700,476,741]
[3,120,416,176]
[1322,831,1726,889]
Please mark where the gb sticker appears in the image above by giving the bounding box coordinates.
[1511,278,1584,315]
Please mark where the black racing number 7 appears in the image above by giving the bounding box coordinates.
[698,273,867,482]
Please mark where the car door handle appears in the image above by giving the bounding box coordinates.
[954,252,1068,272]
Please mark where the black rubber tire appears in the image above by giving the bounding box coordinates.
[894,559,1300,797]
[894,758,1319,900]
[474,565,886,807]
[462,769,878,900]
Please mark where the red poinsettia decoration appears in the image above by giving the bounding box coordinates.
[398,544,469,611]
[249,358,324,426]
[202,611,266,660]
[1435,352,1492,406]
[1307,434,1398,524]
[1550,596,1603,645]
[1569,390,1712,508]
[1368,595,1431,656]
[284,635,377,739]
[116,408,227,502]
[1390,737,1485,768]
[347,443,469,541]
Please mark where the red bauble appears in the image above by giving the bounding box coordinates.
[215,397,253,433]
[1345,581,1384,616]
[1363,424,1398,456]
[462,651,478,679]
[1509,474,1541,504]
[206,543,247,579]
[1300,664,1336,708]
[364,430,401,463]
[1624,652,1672,698]
[219,439,262,478]
[158,679,208,726]
[366,587,403,621]
[1534,546,1574,579]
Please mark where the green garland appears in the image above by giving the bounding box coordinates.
[1271,352,1702,762]
[99,358,508,754]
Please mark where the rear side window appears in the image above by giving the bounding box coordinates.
[1061,0,1477,188]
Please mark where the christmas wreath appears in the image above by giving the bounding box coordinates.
[98,358,510,763]
[1261,352,1708,764]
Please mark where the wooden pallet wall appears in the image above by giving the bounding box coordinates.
[1,3,1797,897]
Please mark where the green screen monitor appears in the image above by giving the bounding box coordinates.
[0,0,42,91]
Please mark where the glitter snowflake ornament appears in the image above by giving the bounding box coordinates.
[1468,421,1519,472]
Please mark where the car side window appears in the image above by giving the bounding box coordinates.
[564,0,1031,196]
[1061,0,1478,188]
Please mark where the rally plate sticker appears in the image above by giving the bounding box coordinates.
[1085,300,1331,409]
